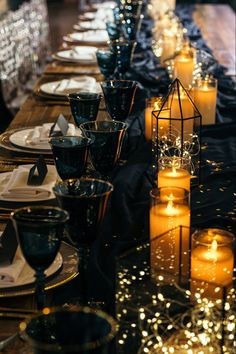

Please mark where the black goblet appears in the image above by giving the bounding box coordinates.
[96,49,117,79]
[109,39,136,78]
[106,21,121,41]
[11,206,69,310]
[49,136,92,180]
[101,80,137,121]
[53,178,113,303]
[80,120,127,177]
[123,0,143,17]
[22,306,117,354]
[68,92,102,127]
[122,13,144,41]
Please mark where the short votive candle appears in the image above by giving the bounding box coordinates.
[158,157,191,191]
[191,228,234,300]
[193,77,217,125]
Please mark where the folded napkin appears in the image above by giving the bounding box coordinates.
[0,247,25,285]
[26,123,76,146]
[55,76,97,94]
[69,47,96,61]
[0,165,57,200]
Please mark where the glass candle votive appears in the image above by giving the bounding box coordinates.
[145,97,170,141]
[191,228,234,300]
[157,156,191,191]
[193,76,217,125]
[150,187,190,274]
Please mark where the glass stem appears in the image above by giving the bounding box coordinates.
[77,246,90,304]
[35,270,46,310]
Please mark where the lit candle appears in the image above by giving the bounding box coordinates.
[191,229,234,299]
[193,78,217,125]
[174,47,194,88]
[171,90,194,140]
[150,188,190,276]
[160,29,177,65]
[145,98,170,141]
[158,161,191,191]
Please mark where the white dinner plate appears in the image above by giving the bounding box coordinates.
[77,21,106,30]
[55,46,97,64]
[40,77,101,97]
[0,165,57,202]
[67,31,109,44]
[0,252,63,289]
[9,124,79,151]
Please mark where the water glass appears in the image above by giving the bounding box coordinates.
[101,80,137,121]
[21,306,117,354]
[80,120,128,176]
[96,49,117,79]
[11,206,69,310]
[49,136,92,180]
[68,92,102,127]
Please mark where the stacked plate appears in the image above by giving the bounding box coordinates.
[64,30,109,45]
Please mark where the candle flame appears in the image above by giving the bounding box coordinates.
[172,165,177,175]
[211,240,218,252]
[166,199,174,214]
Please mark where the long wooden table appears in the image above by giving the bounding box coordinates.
[0,4,235,353]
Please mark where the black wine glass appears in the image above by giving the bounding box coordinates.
[122,13,144,41]
[123,0,143,17]
[109,39,137,78]
[11,206,69,310]
[106,21,121,41]
[101,80,137,121]
[49,136,92,180]
[80,120,127,178]
[96,49,117,79]
[68,92,102,127]
[53,178,113,303]
[22,306,117,354]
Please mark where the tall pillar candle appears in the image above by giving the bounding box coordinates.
[173,46,194,88]
[145,98,170,141]
[193,77,217,125]
[150,187,190,276]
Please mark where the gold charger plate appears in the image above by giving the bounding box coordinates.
[0,242,78,298]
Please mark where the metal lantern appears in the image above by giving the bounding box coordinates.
[152,78,202,185]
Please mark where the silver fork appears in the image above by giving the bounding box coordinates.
[0,332,19,351]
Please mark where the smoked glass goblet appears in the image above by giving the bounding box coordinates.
[49,136,92,180]
[122,13,144,41]
[101,80,137,121]
[68,92,102,127]
[11,206,69,310]
[53,178,113,303]
[106,21,121,41]
[96,49,117,79]
[109,39,137,78]
[80,120,127,177]
[22,306,117,354]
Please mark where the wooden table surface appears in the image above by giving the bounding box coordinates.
[0,4,235,353]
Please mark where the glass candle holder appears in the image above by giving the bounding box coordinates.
[21,306,117,354]
[193,76,217,125]
[150,187,190,275]
[145,97,170,141]
[191,228,234,300]
[157,156,191,191]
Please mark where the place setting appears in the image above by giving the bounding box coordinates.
[35,75,102,102]
[52,45,98,65]
[63,30,109,46]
